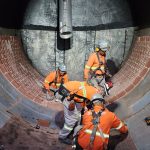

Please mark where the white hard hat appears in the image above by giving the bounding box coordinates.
[98,40,109,52]
[59,64,67,72]
[91,93,105,104]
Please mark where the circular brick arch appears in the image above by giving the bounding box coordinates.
[0,35,63,111]
[107,36,150,102]
[0,35,150,108]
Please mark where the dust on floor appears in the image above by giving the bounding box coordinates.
[0,116,71,150]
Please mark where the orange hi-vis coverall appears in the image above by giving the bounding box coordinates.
[77,105,128,150]
[44,70,69,90]
[63,81,100,104]
[84,52,106,80]
[59,81,100,139]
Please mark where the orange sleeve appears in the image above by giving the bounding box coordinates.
[44,72,55,90]
[84,53,95,79]
[63,74,69,83]
[111,113,128,134]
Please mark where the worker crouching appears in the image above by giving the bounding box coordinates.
[43,64,69,100]
[44,64,69,90]
[73,94,128,150]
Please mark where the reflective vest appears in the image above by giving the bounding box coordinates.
[84,52,106,79]
[63,81,99,105]
[78,105,128,150]
[44,70,69,89]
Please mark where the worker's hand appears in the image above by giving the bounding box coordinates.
[66,95,71,101]
[121,120,128,126]
[68,101,75,111]
[107,73,112,78]
[100,66,105,71]
[105,70,112,78]
[84,78,88,82]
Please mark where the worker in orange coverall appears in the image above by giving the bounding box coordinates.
[55,81,100,145]
[44,64,69,91]
[72,93,128,150]
[84,40,112,96]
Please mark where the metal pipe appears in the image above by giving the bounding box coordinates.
[59,0,72,39]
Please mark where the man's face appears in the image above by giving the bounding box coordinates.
[59,70,66,75]
[99,50,106,56]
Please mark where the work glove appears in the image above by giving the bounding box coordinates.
[106,72,112,78]
[55,91,63,100]
[100,66,105,72]
[105,69,112,78]
[46,91,54,101]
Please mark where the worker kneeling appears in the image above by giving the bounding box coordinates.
[73,94,128,150]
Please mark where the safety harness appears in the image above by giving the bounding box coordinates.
[57,83,90,104]
[90,109,103,143]
[49,70,65,88]
[72,108,108,150]
[85,108,108,150]
[89,52,105,77]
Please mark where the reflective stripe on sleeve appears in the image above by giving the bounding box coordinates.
[84,129,109,138]
[44,80,50,83]
[115,122,123,130]
[56,83,61,86]
[80,82,87,97]
[64,124,73,131]
[91,66,98,70]
[77,99,84,102]
[85,65,91,69]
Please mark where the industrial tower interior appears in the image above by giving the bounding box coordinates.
[0,0,150,150]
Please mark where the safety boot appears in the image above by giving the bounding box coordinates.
[103,83,109,96]
[58,137,72,145]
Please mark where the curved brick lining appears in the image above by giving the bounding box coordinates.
[0,35,150,106]
[1,34,147,150]
[0,35,63,111]
[107,36,150,102]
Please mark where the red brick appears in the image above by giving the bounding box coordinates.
[139,68,148,77]
[11,80,21,88]
[145,60,150,68]
[125,84,134,92]
[36,119,50,127]
[116,90,126,99]
[26,93,35,100]
[137,37,141,42]
[18,86,27,94]
[0,64,7,74]
[139,36,146,41]
[145,36,150,41]
[34,97,44,104]
[5,72,13,82]
[132,76,141,85]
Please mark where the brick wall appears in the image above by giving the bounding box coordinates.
[108,36,150,102]
[0,35,150,105]
[0,35,60,109]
